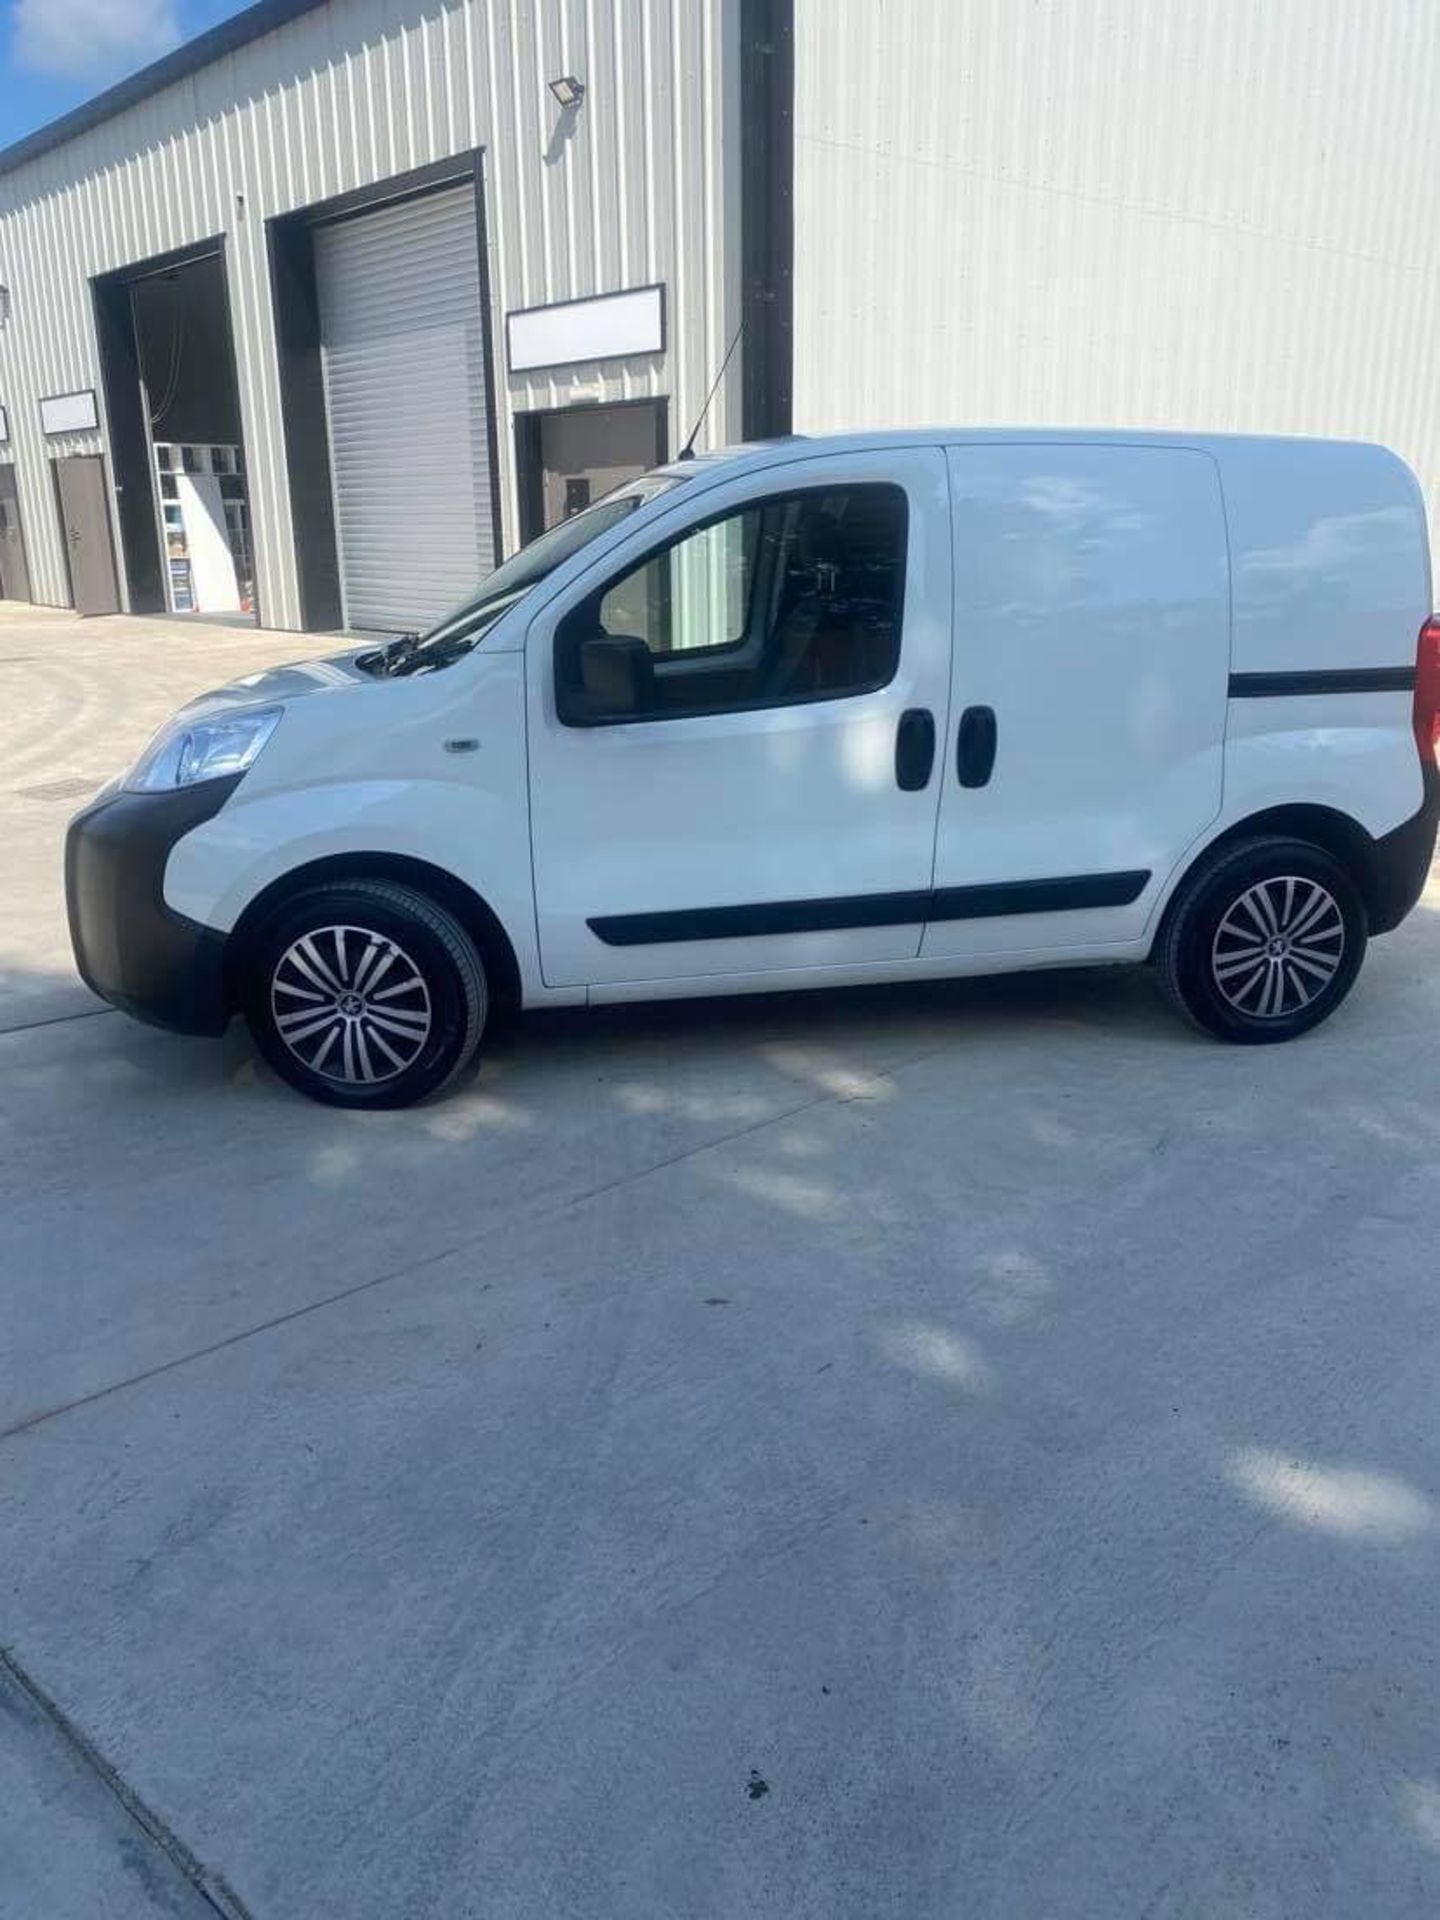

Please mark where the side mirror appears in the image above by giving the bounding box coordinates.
[556,626,655,724]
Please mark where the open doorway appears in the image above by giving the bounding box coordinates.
[94,240,256,622]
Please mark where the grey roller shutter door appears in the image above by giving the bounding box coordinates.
[314,185,495,634]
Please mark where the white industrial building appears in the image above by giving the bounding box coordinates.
[0,0,1438,633]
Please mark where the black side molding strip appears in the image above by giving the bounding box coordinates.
[930,871,1150,921]
[588,871,1150,947]
[1229,667,1415,697]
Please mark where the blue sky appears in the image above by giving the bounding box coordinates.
[0,0,252,150]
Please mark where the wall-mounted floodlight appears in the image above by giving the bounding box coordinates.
[548,75,586,110]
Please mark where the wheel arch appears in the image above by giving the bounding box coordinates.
[223,853,523,1014]
[1154,804,1387,950]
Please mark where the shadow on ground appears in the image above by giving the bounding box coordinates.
[2,914,1439,1917]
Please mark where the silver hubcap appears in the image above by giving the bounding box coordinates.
[270,925,431,1084]
[1211,876,1345,1019]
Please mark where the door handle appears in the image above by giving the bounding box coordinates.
[956,706,998,787]
[895,708,936,791]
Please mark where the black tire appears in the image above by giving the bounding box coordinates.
[1155,836,1367,1044]
[242,880,487,1107]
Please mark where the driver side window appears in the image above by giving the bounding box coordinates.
[554,483,907,726]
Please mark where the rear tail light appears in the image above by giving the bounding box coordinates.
[1416,616,1440,768]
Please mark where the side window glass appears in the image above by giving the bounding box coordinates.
[597,513,757,653]
[555,483,907,725]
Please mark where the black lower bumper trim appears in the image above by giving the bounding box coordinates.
[65,777,240,1036]
[1368,768,1439,935]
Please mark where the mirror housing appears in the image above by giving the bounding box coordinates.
[556,627,655,724]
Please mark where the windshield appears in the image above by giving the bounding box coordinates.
[405,472,687,662]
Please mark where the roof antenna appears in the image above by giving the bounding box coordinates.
[678,317,745,461]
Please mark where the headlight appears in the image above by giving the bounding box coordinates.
[123,707,282,793]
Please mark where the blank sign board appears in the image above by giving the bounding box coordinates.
[0,405,8,445]
[40,389,99,435]
[507,285,665,374]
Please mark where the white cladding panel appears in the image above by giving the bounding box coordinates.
[316,185,494,632]
[793,0,1440,556]
[0,0,740,624]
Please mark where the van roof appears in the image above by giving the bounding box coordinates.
[658,427,1407,481]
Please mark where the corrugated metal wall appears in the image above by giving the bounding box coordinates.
[0,0,740,626]
[793,0,1440,552]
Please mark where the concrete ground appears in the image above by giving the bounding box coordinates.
[2,600,1440,1919]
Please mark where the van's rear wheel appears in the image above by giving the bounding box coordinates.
[1156,837,1367,1043]
[243,881,486,1107]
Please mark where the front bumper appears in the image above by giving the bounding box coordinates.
[65,777,241,1036]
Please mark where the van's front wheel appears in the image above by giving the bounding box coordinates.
[242,880,487,1106]
[1156,837,1367,1043]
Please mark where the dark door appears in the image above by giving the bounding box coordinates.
[0,465,32,603]
[54,455,120,615]
[520,400,666,539]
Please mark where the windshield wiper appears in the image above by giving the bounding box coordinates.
[356,630,420,677]
[389,632,478,676]
[386,590,531,675]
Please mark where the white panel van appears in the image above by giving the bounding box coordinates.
[66,431,1440,1107]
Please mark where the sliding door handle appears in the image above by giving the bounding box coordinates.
[895,708,936,790]
[957,705,998,787]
